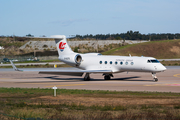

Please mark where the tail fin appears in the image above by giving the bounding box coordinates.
[52,35,74,56]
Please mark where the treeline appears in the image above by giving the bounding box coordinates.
[1,31,180,41]
[75,30,180,40]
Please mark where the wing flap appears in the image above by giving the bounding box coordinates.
[39,70,112,76]
[39,71,84,76]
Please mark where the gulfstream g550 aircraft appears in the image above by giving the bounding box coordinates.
[11,35,166,82]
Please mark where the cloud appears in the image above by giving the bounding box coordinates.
[49,19,89,27]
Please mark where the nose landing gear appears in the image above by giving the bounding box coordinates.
[152,73,158,82]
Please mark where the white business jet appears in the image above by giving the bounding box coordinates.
[11,35,166,82]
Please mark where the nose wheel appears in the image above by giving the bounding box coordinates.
[152,73,158,82]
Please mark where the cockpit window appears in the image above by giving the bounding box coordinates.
[151,59,160,63]
[147,59,160,63]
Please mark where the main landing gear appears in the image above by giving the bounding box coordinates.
[103,74,113,80]
[84,73,114,81]
[84,73,90,81]
[152,72,158,82]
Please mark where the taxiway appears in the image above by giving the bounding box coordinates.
[0,66,179,92]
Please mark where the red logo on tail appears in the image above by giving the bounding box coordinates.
[59,42,66,52]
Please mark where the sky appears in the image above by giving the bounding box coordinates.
[0,0,180,37]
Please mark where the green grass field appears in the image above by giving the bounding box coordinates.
[103,39,180,59]
[0,88,180,120]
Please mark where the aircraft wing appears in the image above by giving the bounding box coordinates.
[39,70,112,76]
[10,60,112,76]
[10,60,23,71]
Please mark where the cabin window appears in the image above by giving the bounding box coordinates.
[115,61,118,65]
[131,62,134,65]
[105,61,107,64]
[125,62,128,65]
[99,61,102,64]
[120,62,123,65]
[110,61,112,64]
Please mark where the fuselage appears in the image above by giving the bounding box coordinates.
[59,54,166,73]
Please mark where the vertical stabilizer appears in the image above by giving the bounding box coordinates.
[52,35,74,56]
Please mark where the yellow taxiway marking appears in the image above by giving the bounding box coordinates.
[173,74,180,78]
[45,84,86,88]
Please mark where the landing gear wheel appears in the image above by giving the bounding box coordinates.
[84,73,90,81]
[103,74,113,80]
[154,78,158,82]
[84,76,90,81]
[104,75,111,80]
[152,73,158,82]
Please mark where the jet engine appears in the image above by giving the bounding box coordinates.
[60,54,82,66]
[74,54,82,65]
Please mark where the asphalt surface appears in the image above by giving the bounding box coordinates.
[0,66,180,93]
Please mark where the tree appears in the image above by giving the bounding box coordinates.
[115,36,122,40]
[26,34,34,37]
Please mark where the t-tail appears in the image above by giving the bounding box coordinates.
[53,35,74,56]
[53,35,82,66]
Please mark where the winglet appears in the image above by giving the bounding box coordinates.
[10,60,22,71]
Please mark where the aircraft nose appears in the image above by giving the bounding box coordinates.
[160,65,167,71]
[154,64,166,72]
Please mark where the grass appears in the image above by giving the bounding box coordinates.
[0,88,180,119]
[41,59,60,62]
[161,60,180,66]
[1,87,180,96]
[102,39,180,59]
[102,43,136,55]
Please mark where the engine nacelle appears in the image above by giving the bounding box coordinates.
[74,54,82,65]
[59,54,82,66]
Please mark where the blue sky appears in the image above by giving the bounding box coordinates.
[0,0,179,37]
